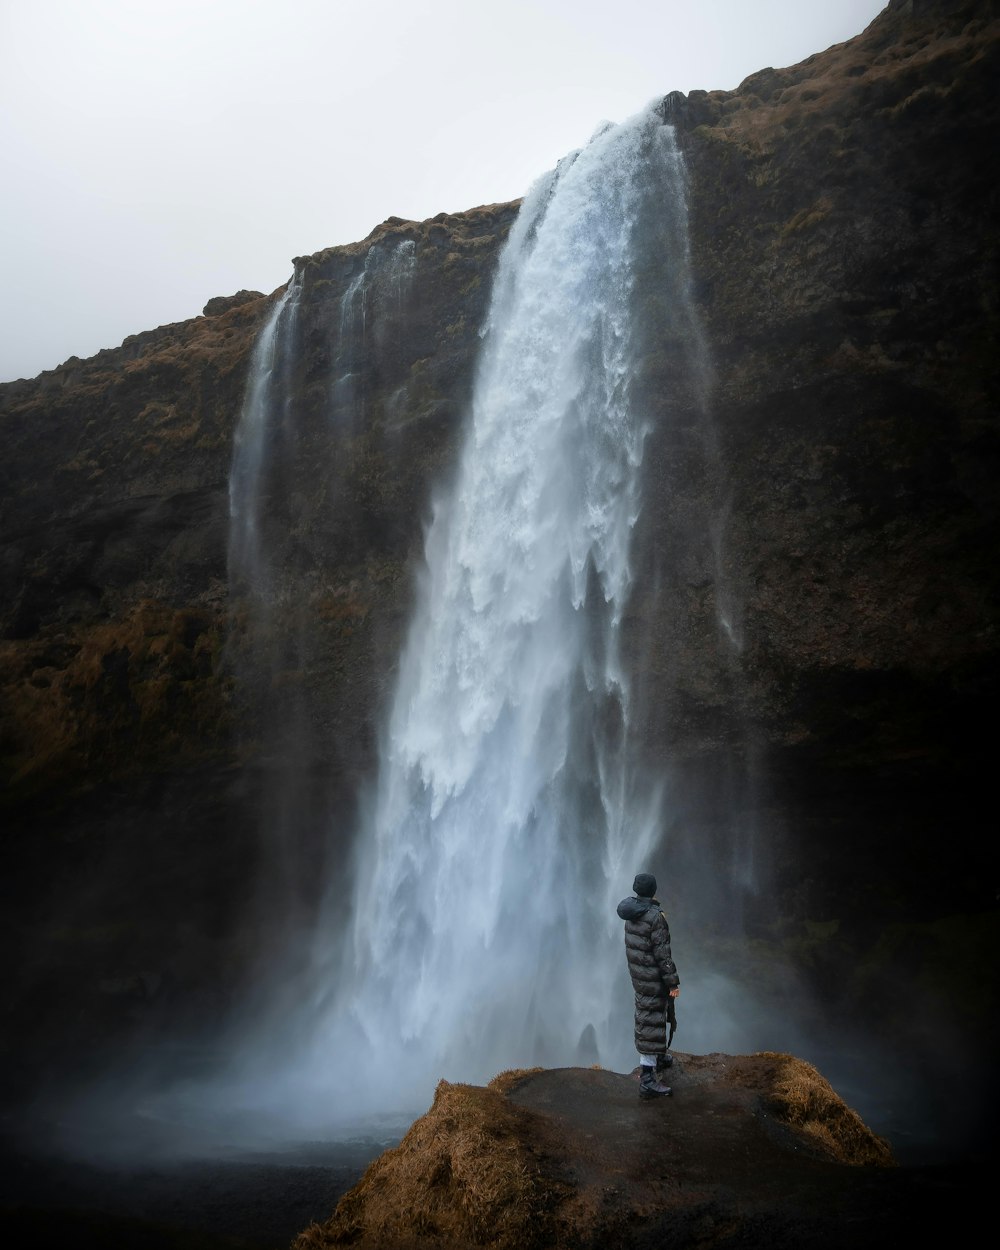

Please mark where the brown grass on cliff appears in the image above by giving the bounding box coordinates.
[725,1051,895,1166]
[1,599,227,795]
[292,1075,564,1250]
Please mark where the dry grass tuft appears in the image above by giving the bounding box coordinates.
[751,1052,895,1167]
[486,1067,544,1096]
[294,1077,562,1249]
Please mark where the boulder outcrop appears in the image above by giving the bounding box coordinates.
[293,1058,975,1250]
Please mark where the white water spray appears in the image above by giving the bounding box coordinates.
[340,239,417,344]
[229,277,303,588]
[334,238,417,424]
[323,108,702,1108]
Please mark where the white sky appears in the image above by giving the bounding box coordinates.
[0,0,886,382]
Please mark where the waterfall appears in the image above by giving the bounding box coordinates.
[329,107,703,1106]
[340,238,417,345]
[229,277,303,591]
[226,235,423,1020]
[226,273,318,987]
[335,238,417,424]
[230,236,416,590]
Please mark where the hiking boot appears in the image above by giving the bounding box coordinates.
[639,1066,672,1099]
[656,1053,674,1072]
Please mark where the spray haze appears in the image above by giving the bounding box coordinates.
[254,106,711,1118]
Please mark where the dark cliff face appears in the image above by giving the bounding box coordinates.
[0,0,996,1121]
[0,203,519,1094]
[629,0,999,1116]
[0,205,518,807]
[638,0,999,948]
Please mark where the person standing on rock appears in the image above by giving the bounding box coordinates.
[617,873,680,1100]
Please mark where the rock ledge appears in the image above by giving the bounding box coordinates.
[291,1053,957,1250]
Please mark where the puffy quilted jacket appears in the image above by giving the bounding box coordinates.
[616,894,679,1055]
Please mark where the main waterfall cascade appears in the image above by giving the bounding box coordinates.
[215,105,772,1133]
[309,107,712,1109]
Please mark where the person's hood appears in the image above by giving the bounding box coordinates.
[616,894,657,921]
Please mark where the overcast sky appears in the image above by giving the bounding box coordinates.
[0,0,886,382]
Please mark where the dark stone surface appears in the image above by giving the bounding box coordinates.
[503,1064,970,1249]
[203,292,265,318]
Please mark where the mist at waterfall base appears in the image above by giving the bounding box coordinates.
[47,107,961,1167]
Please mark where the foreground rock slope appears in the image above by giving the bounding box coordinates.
[293,1058,975,1249]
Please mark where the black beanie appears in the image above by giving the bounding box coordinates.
[633,873,657,898]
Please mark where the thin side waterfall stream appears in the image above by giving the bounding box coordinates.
[229,276,303,592]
